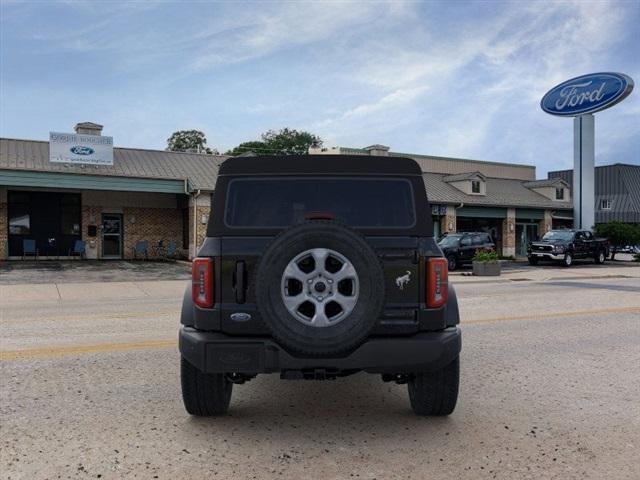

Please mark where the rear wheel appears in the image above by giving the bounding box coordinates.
[447,255,457,271]
[181,356,232,416]
[562,253,573,267]
[408,357,459,416]
[594,250,606,264]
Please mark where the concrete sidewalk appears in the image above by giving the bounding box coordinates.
[450,261,640,284]
[0,279,187,306]
[0,260,190,285]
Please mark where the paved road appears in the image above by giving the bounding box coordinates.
[2,269,639,479]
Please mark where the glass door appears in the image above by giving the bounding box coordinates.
[516,223,539,257]
[102,214,123,259]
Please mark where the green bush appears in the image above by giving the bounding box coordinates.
[594,222,640,260]
[473,250,499,262]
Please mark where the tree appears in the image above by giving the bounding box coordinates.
[225,141,269,157]
[593,222,640,260]
[226,128,322,156]
[167,130,216,154]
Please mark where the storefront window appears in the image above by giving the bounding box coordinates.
[9,209,30,234]
[60,194,81,234]
[8,192,30,234]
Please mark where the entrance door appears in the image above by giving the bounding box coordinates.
[102,214,123,259]
[516,223,538,257]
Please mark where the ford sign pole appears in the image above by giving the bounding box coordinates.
[541,72,634,230]
[573,114,594,229]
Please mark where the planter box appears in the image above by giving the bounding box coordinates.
[472,261,501,276]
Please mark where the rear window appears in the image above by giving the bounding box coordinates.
[225,177,416,228]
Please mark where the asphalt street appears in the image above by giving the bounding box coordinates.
[1,264,639,479]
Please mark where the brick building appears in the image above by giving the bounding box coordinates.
[1,124,575,261]
[1,123,223,260]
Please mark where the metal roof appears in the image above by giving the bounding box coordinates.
[523,178,568,188]
[549,164,640,222]
[424,173,573,210]
[0,137,226,191]
[443,171,486,182]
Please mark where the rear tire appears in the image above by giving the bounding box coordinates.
[447,255,457,271]
[594,250,606,264]
[408,357,459,416]
[181,356,232,416]
[562,253,573,267]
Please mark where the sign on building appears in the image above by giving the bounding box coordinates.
[49,132,114,166]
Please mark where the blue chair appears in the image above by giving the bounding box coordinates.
[165,241,178,259]
[68,240,86,260]
[22,239,38,261]
[133,240,149,260]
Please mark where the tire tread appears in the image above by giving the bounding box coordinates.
[408,357,459,416]
[181,357,232,416]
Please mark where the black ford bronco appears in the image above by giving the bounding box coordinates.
[179,155,461,416]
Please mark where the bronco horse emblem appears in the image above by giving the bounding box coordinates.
[395,271,411,290]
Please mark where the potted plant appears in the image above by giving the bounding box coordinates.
[472,250,501,276]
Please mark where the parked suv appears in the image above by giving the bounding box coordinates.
[179,155,461,416]
[438,232,496,271]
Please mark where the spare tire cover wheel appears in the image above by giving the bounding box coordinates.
[256,222,385,356]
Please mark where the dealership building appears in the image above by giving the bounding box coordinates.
[0,122,595,261]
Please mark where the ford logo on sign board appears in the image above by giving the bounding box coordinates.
[541,72,634,116]
[70,146,95,155]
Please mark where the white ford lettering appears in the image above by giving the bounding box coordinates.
[555,81,606,110]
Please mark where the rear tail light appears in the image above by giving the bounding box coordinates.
[192,257,214,308]
[426,258,448,308]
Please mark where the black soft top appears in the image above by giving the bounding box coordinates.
[218,154,423,176]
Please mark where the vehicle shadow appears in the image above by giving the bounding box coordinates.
[185,372,455,442]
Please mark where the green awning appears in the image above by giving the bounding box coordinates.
[515,208,545,220]
[457,206,507,218]
[0,169,186,194]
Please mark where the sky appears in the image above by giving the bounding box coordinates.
[1,0,638,177]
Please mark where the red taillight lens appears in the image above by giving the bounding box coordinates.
[192,257,214,308]
[426,258,448,308]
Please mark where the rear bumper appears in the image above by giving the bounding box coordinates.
[179,327,461,375]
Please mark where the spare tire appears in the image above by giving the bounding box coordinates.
[255,221,385,356]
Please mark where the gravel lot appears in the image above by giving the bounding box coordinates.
[1,263,639,479]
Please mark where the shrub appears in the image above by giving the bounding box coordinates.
[594,222,640,260]
[473,250,499,262]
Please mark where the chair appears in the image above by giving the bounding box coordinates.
[22,239,38,261]
[133,240,149,260]
[165,241,178,260]
[68,240,86,260]
[153,239,166,258]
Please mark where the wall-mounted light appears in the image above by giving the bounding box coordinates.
[509,223,514,232]
[201,214,208,225]
[448,221,453,230]
[130,215,136,224]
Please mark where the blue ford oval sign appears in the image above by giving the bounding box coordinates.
[541,72,633,116]
[70,145,95,155]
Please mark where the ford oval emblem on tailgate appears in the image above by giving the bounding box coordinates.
[230,312,251,322]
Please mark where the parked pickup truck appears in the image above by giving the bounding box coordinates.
[527,230,609,267]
